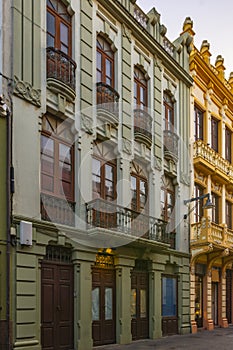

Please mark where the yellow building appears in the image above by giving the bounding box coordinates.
[183,18,233,332]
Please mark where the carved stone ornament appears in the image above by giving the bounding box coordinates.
[81,113,93,134]
[14,76,41,107]
[122,139,131,154]
[154,156,162,171]
[122,24,132,43]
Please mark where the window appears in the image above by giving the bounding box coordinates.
[92,142,116,201]
[161,176,175,231]
[47,0,72,55]
[211,117,219,152]
[226,200,232,229]
[130,162,148,213]
[225,127,232,163]
[96,36,114,87]
[41,115,74,201]
[211,192,219,224]
[163,92,174,131]
[193,184,204,223]
[194,105,203,141]
[134,67,147,108]
[162,276,177,317]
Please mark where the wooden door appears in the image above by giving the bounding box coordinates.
[226,270,232,324]
[41,261,74,350]
[212,282,218,325]
[92,268,116,346]
[131,270,149,340]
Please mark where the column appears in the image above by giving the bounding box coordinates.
[190,265,197,333]
[150,262,165,339]
[115,256,134,344]
[73,251,96,350]
[220,268,228,328]
[204,268,214,330]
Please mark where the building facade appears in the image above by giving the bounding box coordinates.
[183,19,233,333]
[1,1,193,349]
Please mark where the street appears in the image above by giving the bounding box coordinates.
[95,327,233,350]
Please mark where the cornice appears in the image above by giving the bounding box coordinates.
[97,0,193,87]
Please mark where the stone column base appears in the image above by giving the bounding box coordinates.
[220,318,228,328]
[206,319,214,330]
[191,320,197,333]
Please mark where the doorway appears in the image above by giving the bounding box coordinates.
[212,282,218,325]
[92,267,116,346]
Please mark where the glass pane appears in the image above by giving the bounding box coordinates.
[41,154,54,175]
[105,288,112,320]
[105,180,114,199]
[41,174,54,192]
[106,59,112,80]
[60,22,68,46]
[47,34,54,47]
[106,77,112,86]
[131,289,136,318]
[140,86,146,105]
[105,164,113,181]
[92,287,100,321]
[59,143,70,162]
[41,135,54,157]
[92,158,101,176]
[162,277,177,317]
[97,51,102,70]
[60,44,68,54]
[131,176,136,190]
[47,12,55,35]
[140,289,147,317]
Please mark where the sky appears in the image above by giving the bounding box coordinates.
[136,0,233,78]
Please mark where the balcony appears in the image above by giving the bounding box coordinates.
[96,82,120,124]
[163,130,179,160]
[191,218,233,250]
[134,109,152,147]
[46,47,76,100]
[193,140,233,183]
[41,193,75,227]
[86,198,173,246]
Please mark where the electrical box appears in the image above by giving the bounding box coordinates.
[20,221,32,246]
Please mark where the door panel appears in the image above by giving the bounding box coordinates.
[92,268,116,346]
[131,271,149,340]
[41,262,74,350]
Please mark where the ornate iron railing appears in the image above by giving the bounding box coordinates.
[96,82,120,118]
[86,198,172,245]
[163,130,179,159]
[134,108,152,143]
[46,47,76,90]
[41,193,75,226]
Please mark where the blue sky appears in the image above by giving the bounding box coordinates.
[136,0,233,78]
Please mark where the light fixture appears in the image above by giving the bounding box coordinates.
[184,193,215,209]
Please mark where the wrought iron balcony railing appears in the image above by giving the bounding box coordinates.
[41,193,75,226]
[96,82,120,119]
[163,130,179,159]
[134,108,152,146]
[86,198,172,246]
[46,47,76,91]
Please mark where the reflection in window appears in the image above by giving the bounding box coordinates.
[140,289,147,318]
[105,287,113,320]
[131,288,136,318]
[162,276,177,317]
[92,287,100,321]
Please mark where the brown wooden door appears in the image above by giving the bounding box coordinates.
[131,271,149,340]
[226,270,232,323]
[92,268,116,346]
[41,261,74,350]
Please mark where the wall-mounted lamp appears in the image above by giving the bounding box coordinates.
[184,193,215,209]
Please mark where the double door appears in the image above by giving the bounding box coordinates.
[131,270,149,340]
[92,267,116,346]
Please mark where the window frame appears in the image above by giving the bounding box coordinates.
[47,0,72,56]
[134,67,148,108]
[226,200,232,229]
[92,155,116,201]
[96,35,115,88]
[41,116,74,202]
[163,93,174,131]
[225,126,232,163]
[130,163,148,214]
[194,105,204,141]
[211,117,219,152]
[211,192,219,224]
[193,184,204,223]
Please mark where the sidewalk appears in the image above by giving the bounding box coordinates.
[95,327,233,350]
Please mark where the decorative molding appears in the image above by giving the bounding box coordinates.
[180,173,190,185]
[122,138,132,155]
[122,24,132,43]
[81,113,93,134]
[153,156,162,171]
[14,76,41,107]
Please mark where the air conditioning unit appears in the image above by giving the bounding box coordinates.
[20,221,32,246]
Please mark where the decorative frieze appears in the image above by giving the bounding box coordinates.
[14,76,41,107]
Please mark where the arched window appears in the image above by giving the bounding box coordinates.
[96,36,114,87]
[161,176,175,230]
[134,67,147,108]
[131,162,148,213]
[47,0,72,55]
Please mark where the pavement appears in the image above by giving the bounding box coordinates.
[94,326,233,350]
